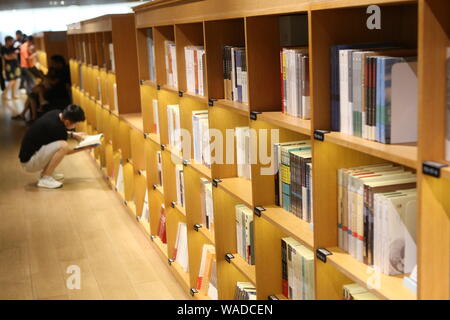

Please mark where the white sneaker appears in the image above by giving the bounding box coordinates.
[37,176,63,189]
[53,173,64,181]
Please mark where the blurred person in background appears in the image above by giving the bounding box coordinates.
[1,36,21,100]
[20,35,37,94]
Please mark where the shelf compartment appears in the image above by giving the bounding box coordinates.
[198,226,215,245]
[325,132,418,169]
[257,112,312,136]
[260,206,314,250]
[324,247,416,300]
[230,254,256,286]
[152,235,169,259]
[171,260,191,293]
[121,113,144,133]
[189,161,212,180]
[218,177,253,208]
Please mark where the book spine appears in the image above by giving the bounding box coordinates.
[281,239,289,298]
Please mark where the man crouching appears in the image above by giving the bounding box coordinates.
[19,104,94,189]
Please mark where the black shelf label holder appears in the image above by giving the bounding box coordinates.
[150,235,156,241]
[194,224,202,232]
[268,295,279,300]
[156,84,161,90]
[254,206,266,217]
[422,161,448,178]
[178,91,184,97]
[190,288,198,296]
[316,248,332,263]
[171,201,176,208]
[250,111,261,121]
[168,258,174,265]
[225,253,235,263]
[212,178,222,187]
[160,144,165,151]
[182,159,189,166]
[152,184,157,190]
[314,129,330,141]
[208,98,217,107]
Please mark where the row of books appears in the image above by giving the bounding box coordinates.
[343,283,380,300]
[331,43,418,144]
[274,141,313,223]
[165,40,178,88]
[337,164,417,276]
[185,46,206,96]
[235,282,256,300]
[223,46,248,104]
[173,222,189,273]
[200,178,214,236]
[192,110,211,167]
[236,126,252,180]
[235,204,254,265]
[175,164,185,208]
[280,48,310,119]
[197,244,218,299]
[167,104,181,152]
[281,237,315,300]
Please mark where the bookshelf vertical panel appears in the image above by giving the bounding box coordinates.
[175,22,205,94]
[254,215,285,300]
[141,84,158,134]
[134,173,147,219]
[245,15,281,112]
[417,0,450,300]
[315,258,353,300]
[204,19,246,100]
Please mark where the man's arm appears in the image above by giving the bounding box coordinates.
[68,131,86,142]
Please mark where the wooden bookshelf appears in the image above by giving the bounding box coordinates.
[65,0,450,300]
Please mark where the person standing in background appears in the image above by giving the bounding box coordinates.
[14,30,26,91]
[1,36,21,100]
[0,41,5,91]
[20,35,37,95]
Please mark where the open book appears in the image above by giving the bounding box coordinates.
[74,133,103,150]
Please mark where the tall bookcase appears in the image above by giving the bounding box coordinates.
[68,0,450,300]
[33,31,68,74]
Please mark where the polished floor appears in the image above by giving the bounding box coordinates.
[0,92,189,300]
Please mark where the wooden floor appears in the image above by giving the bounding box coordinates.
[0,94,190,300]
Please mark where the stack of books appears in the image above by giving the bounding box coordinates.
[184,46,206,96]
[165,40,178,88]
[331,44,417,143]
[197,244,217,299]
[236,126,251,180]
[146,28,156,82]
[223,46,248,104]
[281,237,315,300]
[200,178,214,235]
[173,222,189,273]
[274,141,313,223]
[343,283,380,300]
[337,164,417,276]
[192,110,210,167]
[235,282,256,300]
[280,48,310,119]
[235,204,254,265]
[167,104,181,152]
[175,164,185,208]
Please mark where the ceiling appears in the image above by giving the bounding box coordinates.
[0,0,144,10]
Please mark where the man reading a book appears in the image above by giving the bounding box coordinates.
[19,104,94,189]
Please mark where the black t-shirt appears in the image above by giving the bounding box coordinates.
[19,110,68,163]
